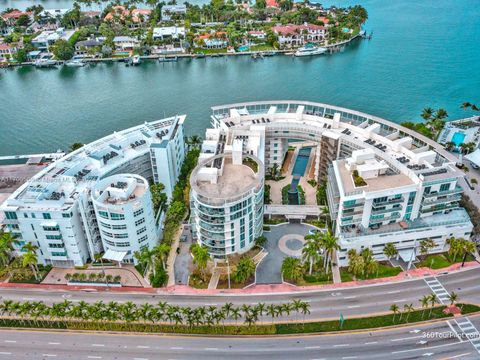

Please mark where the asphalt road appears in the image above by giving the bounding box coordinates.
[1,267,479,322]
[1,315,480,359]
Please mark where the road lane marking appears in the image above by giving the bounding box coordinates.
[170,347,183,350]
[48,342,61,345]
[87,357,102,359]
[391,340,462,354]
[347,305,360,308]
[0,353,12,355]
[387,290,401,294]
[447,320,463,342]
[334,344,349,347]
[42,354,57,357]
[391,335,423,342]
[204,348,218,351]
[91,344,105,347]
[343,296,357,299]
[443,353,471,359]
[4,340,16,343]
[137,346,150,349]
[342,357,357,359]
[305,346,321,349]
[393,299,407,303]
[364,342,378,345]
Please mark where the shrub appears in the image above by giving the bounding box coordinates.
[150,266,168,287]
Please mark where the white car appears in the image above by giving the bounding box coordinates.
[308,229,323,236]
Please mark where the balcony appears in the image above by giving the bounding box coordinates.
[372,197,404,207]
[420,203,459,214]
[422,194,461,206]
[369,213,401,224]
[371,205,403,215]
[422,186,463,198]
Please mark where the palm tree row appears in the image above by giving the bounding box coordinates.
[302,231,340,275]
[0,299,310,328]
[446,237,475,263]
[390,292,459,323]
[347,248,378,279]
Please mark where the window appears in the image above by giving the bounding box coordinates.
[112,224,127,230]
[133,209,144,217]
[110,212,125,220]
[440,183,450,192]
[43,213,51,220]
[43,225,60,231]
[46,235,62,240]
[100,221,112,229]
[137,226,147,235]
[139,235,148,243]
[62,212,73,218]
[135,218,145,226]
[114,233,129,239]
[98,211,109,219]
[48,243,64,248]
[4,212,17,220]
[51,252,67,257]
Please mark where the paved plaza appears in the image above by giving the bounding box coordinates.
[256,223,313,284]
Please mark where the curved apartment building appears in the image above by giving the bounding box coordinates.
[195,100,473,264]
[190,153,264,257]
[92,174,157,263]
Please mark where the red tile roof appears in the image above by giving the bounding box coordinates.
[272,24,326,35]
[266,0,279,8]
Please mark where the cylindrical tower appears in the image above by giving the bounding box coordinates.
[92,174,158,263]
[190,153,264,258]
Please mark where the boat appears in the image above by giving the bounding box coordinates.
[261,50,278,57]
[65,59,86,67]
[132,55,141,65]
[195,52,206,59]
[34,59,57,67]
[294,43,327,57]
[158,55,178,62]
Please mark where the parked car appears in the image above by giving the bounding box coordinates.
[470,161,479,169]
[308,229,322,236]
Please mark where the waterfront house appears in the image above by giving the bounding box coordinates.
[1,10,33,27]
[32,28,76,51]
[153,26,186,41]
[195,32,228,49]
[104,6,151,28]
[266,0,279,8]
[248,30,266,40]
[82,11,101,19]
[75,38,104,56]
[113,36,140,52]
[161,5,187,21]
[0,43,17,61]
[272,23,327,47]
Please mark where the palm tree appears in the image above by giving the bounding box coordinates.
[281,257,303,282]
[421,107,434,121]
[429,294,439,317]
[321,232,340,273]
[390,304,399,323]
[448,291,458,306]
[266,303,277,324]
[361,248,378,278]
[447,237,462,262]
[404,303,414,322]
[302,239,320,275]
[383,242,398,261]
[0,231,20,267]
[347,249,364,279]
[154,242,171,270]
[420,295,430,319]
[22,251,39,281]
[230,307,241,325]
[190,244,209,280]
[133,248,158,277]
[189,135,203,148]
[233,257,256,283]
[419,239,436,258]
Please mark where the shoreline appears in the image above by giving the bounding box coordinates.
[0,34,365,68]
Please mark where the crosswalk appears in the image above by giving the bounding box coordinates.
[424,276,480,355]
[424,276,451,303]
[455,318,480,354]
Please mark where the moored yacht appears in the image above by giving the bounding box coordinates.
[294,43,327,57]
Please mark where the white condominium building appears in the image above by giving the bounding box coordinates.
[203,100,473,263]
[190,127,265,257]
[92,174,158,263]
[1,116,186,267]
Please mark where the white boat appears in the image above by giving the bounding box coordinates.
[34,59,57,67]
[132,55,141,65]
[158,55,178,62]
[294,44,327,57]
[65,59,86,67]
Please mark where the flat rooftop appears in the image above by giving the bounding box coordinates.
[196,158,257,198]
[337,159,414,194]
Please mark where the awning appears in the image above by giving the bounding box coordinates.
[465,149,480,167]
[398,248,415,263]
[103,249,128,262]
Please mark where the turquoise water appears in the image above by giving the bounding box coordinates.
[292,147,312,177]
[452,132,466,146]
[238,45,249,52]
[0,0,479,155]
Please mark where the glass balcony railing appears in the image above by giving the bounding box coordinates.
[372,197,404,207]
[422,186,463,198]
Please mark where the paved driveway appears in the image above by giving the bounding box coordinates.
[174,226,193,285]
[256,223,312,284]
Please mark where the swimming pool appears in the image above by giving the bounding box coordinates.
[292,147,311,176]
[238,45,249,52]
[452,132,466,147]
[342,28,350,33]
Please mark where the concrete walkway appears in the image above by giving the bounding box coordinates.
[331,250,341,284]
[208,269,221,289]
[266,175,292,204]
[166,224,184,287]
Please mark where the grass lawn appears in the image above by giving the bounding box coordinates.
[340,263,403,282]
[249,44,276,51]
[188,273,210,289]
[217,274,254,289]
[301,271,334,285]
[417,252,476,270]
